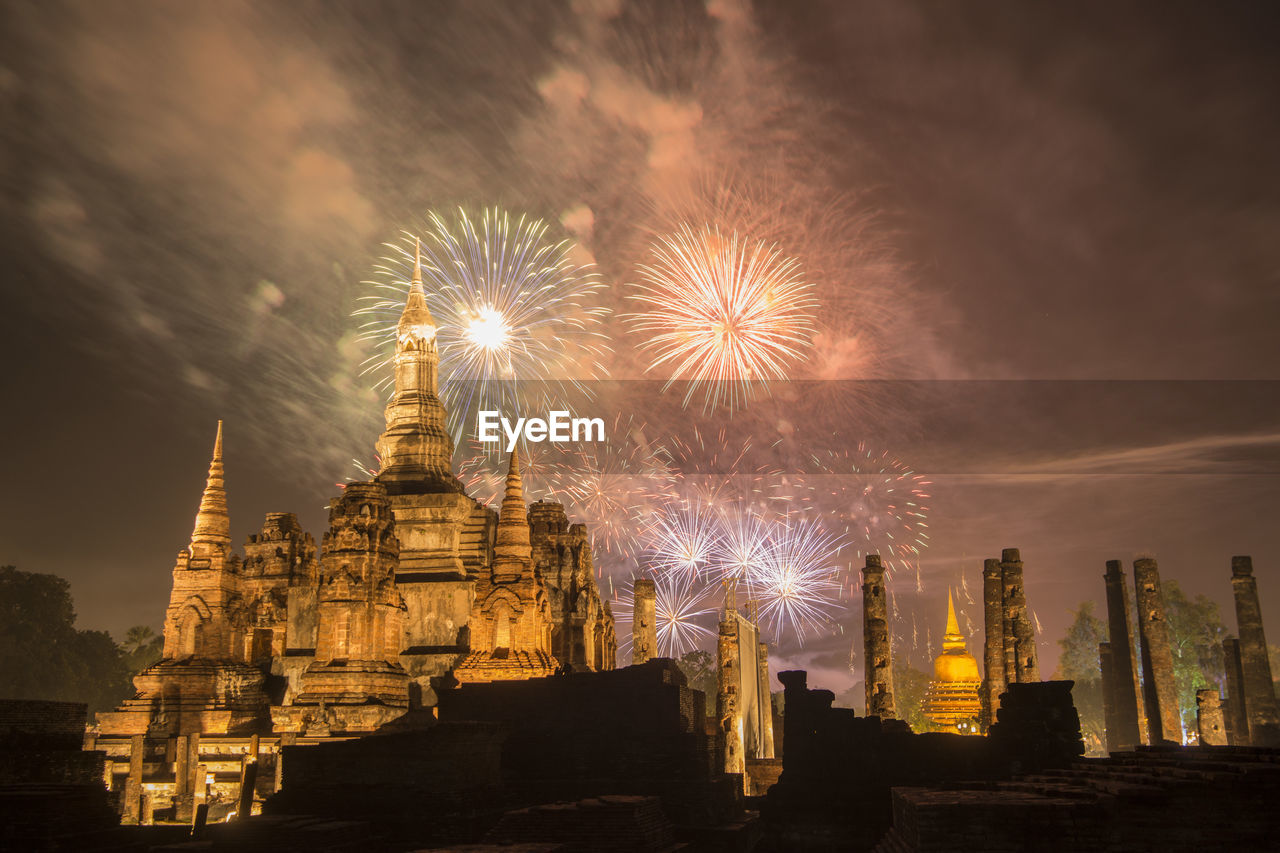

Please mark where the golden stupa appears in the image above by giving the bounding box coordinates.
[921,589,983,732]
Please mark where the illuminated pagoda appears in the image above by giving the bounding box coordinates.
[921,589,982,733]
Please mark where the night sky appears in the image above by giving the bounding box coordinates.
[2,0,1279,694]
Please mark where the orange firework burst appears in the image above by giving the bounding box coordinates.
[625,224,818,412]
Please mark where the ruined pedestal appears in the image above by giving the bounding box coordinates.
[1196,689,1227,746]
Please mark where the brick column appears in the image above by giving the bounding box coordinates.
[632,578,657,665]
[862,554,895,719]
[1133,558,1182,743]
[1099,642,1121,753]
[1103,560,1146,746]
[1230,556,1280,746]
[716,612,743,777]
[123,734,144,824]
[1223,638,1250,745]
[1001,548,1038,682]
[756,641,775,758]
[981,558,1006,727]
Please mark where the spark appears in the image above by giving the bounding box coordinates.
[641,500,724,581]
[356,208,612,440]
[613,573,719,660]
[456,440,573,507]
[624,223,817,412]
[799,442,932,575]
[559,415,678,570]
[336,455,381,488]
[753,515,847,644]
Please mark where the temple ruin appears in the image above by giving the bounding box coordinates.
[94,251,616,811]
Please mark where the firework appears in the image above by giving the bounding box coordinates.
[710,507,770,594]
[456,440,575,507]
[625,223,817,412]
[798,442,931,575]
[752,515,847,643]
[665,425,800,520]
[557,415,678,571]
[613,573,720,660]
[335,455,381,489]
[640,500,724,581]
[356,208,611,439]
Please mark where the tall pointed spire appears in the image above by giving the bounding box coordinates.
[494,447,531,561]
[191,420,231,547]
[943,587,964,650]
[375,235,460,494]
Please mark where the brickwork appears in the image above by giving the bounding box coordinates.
[862,555,895,719]
[1230,555,1280,746]
[1133,558,1182,744]
[1101,560,1145,748]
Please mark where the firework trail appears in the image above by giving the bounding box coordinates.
[798,442,931,576]
[335,455,381,488]
[624,223,817,413]
[355,208,612,440]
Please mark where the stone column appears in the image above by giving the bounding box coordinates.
[716,613,743,778]
[756,640,775,758]
[1133,558,1182,744]
[1230,556,1280,746]
[275,732,296,792]
[1099,642,1121,753]
[173,734,189,817]
[123,734,144,824]
[1001,548,1038,682]
[1223,638,1250,745]
[632,578,657,665]
[981,558,1006,727]
[861,554,895,719]
[1103,560,1146,746]
[1196,689,1227,746]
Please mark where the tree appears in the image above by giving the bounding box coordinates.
[1163,580,1227,738]
[891,659,932,732]
[122,624,163,673]
[1054,601,1107,754]
[676,649,717,704]
[0,565,134,713]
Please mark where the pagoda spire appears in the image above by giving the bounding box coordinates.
[374,235,460,494]
[191,420,230,547]
[943,587,965,650]
[494,447,531,561]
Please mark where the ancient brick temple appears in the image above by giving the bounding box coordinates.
[99,244,615,750]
